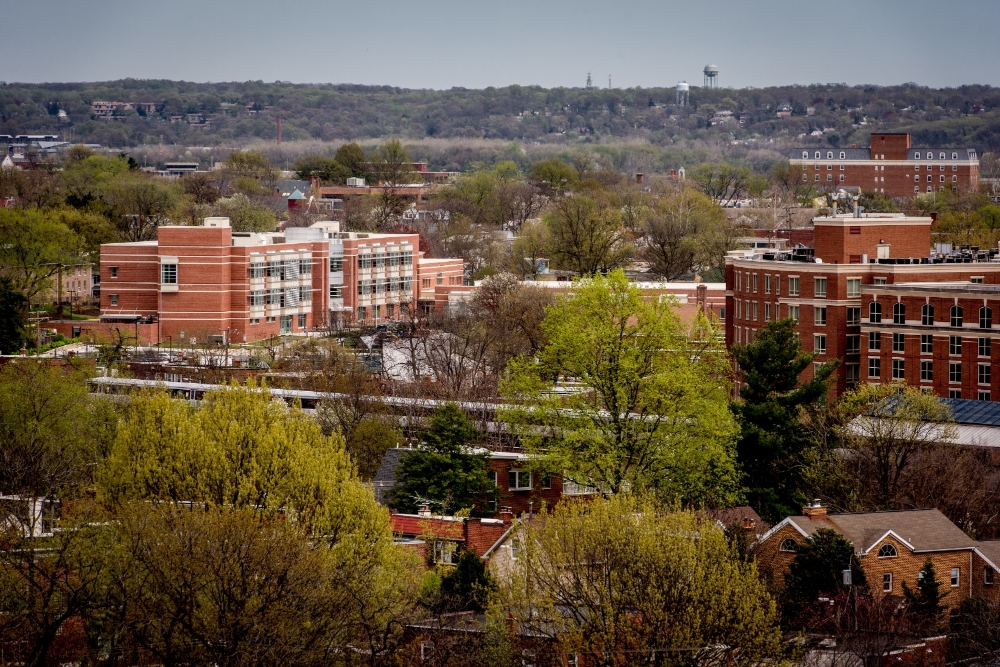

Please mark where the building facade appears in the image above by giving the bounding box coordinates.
[99,219,466,343]
[788,133,979,198]
[725,211,1000,399]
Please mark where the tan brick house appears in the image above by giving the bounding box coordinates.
[757,503,1000,607]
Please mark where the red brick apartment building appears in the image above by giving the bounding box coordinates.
[725,211,1000,399]
[788,133,979,198]
[98,219,465,344]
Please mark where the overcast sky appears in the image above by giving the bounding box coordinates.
[4,0,999,90]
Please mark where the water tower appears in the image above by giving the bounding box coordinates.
[676,81,689,106]
[703,64,719,89]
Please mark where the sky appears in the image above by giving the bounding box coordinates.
[3,0,1000,90]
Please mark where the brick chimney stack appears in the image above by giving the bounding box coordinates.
[636,173,644,184]
[417,505,431,517]
[802,499,827,519]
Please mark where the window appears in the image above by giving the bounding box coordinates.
[915,186,920,193]
[869,358,881,379]
[509,470,532,490]
[764,274,770,294]
[788,277,800,296]
[788,305,799,323]
[951,568,961,587]
[402,250,413,266]
[892,359,905,380]
[542,474,552,490]
[802,151,808,159]
[814,277,827,298]
[980,363,991,386]
[358,254,371,269]
[330,286,342,298]
[941,175,946,182]
[433,540,456,565]
[950,362,962,384]
[774,275,780,295]
[950,389,962,398]
[358,306,367,320]
[869,302,882,323]
[987,568,995,586]
[921,303,934,325]
[874,278,887,286]
[847,278,861,298]
[814,307,826,326]
[847,307,861,325]
[250,261,265,279]
[980,337,991,357]
[827,174,832,182]
[839,174,845,182]
[878,544,898,558]
[420,641,434,663]
[249,318,259,325]
[298,314,307,329]
[752,302,758,321]
[329,257,343,272]
[883,572,893,592]
[869,331,881,351]
[840,151,846,159]
[981,307,993,329]
[161,263,178,284]
[928,175,933,182]
[299,259,311,275]
[981,391,992,401]
[249,290,264,307]
[764,303,771,321]
[921,360,933,382]
[110,294,118,306]
[814,335,826,354]
[892,302,905,324]
[893,333,905,353]
[847,335,861,354]
[951,305,964,327]
[846,364,860,385]
[815,151,821,159]
[752,274,758,293]
[950,336,962,355]
[779,538,798,553]
[266,259,281,277]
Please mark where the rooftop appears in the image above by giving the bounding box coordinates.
[784,508,976,554]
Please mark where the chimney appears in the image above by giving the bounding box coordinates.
[802,499,827,518]
[498,507,514,524]
[417,505,431,517]
[831,200,837,217]
[635,173,644,184]
[742,517,756,531]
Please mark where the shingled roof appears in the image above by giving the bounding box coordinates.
[774,508,977,555]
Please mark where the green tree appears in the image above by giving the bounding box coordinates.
[500,270,740,505]
[688,162,752,207]
[545,194,630,276]
[438,550,496,612]
[782,528,863,620]
[731,318,839,521]
[181,172,220,204]
[213,193,277,232]
[101,173,181,242]
[334,141,368,178]
[528,158,576,196]
[293,154,351,183]
[639,186,728,280]
[0,207,79,305]
[389,403,492,516]
[0,279,28,354]
[220,150,280,197]
[493,495,783,666]
[902,558,946,632]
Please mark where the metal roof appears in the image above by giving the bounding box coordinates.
[941,398,1000,427]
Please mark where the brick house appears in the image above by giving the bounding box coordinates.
[756,502,1000,607]
[725,210,1000,400]
[787,133,979,199]
[390,508,513,564]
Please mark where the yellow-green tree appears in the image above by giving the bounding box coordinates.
[499,270,739,505]
[493,495,783,667]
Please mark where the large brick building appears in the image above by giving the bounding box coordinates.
[788,133,979,199]
[98,219,465,343]
[725,210,1000,399]
[757,502,1000,608]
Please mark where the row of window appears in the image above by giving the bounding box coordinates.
[248,287,311,307]
[800,150,965,160]
[867,358,991,385]
[357,277,413,295]
[249,259,312,280]
[869,302,992,329]
[357,251,413,269]
[863,333,993,356]
[735,272,810,297]
[915,174,958,182]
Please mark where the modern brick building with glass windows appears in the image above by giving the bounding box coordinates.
[725,210,1000,400]
[98,219,466,344]
[787,133,979,199]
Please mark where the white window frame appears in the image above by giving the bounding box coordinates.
[951,567,961,587]
[847,278,861,298]
[509,469,532,491]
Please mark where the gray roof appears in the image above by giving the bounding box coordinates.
[789,148,870,160]
[372,447,410,504]
[908,148,978,160]
[786,508,976,554]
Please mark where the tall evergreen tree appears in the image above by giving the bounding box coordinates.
[782,528,864,620]
[731,318,839,521]
[0,278,28,354]
[903,558,946,631]
[389,403,493,516]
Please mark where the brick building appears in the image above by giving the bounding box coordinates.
[98,219,465,342]
[757,502,1000,608]
[788,133,979,199]
[725,210,1000,399]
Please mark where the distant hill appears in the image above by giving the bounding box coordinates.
[3,80,1000,159]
